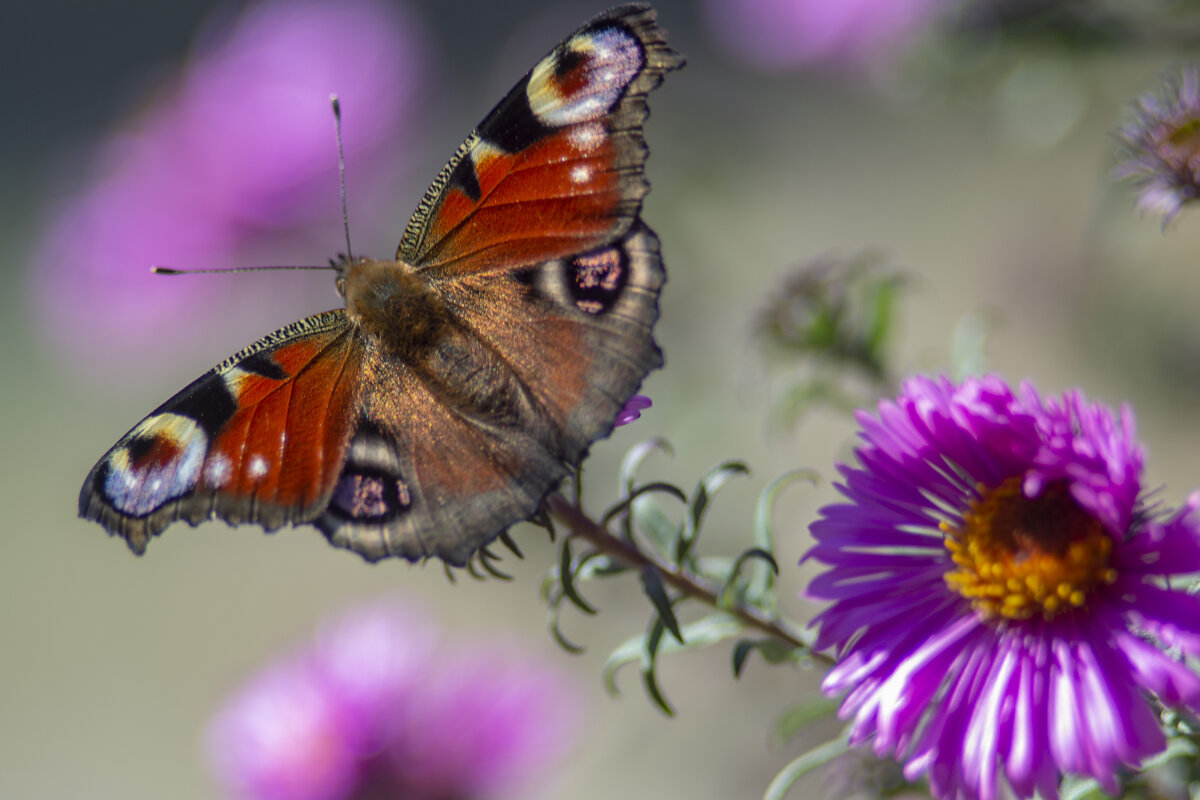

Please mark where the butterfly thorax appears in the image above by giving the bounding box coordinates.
[339,257,455,359]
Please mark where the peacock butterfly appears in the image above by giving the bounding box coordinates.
[78,4,683,566]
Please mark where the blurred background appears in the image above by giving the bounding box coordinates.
[5,1,1200,798]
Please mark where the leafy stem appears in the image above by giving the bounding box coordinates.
[544,493,832,666]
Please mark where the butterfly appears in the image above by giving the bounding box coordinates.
[78,4,683,566]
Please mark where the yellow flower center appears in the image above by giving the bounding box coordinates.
[1156,115,1200,175]
[942,477,1118,621]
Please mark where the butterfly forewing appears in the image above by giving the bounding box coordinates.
[398,4,682,275]
[79,312,364,552]
[80,4,682,566]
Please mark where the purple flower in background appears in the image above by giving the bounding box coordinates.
[31,0,426,381]
[702,0,944,72]
[805,375,1200,800]
[209,600,580,800]
[1115,65,1200,225]
[614,395,652,426]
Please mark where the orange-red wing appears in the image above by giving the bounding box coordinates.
[79,311,364,553]
[397,5,682,276]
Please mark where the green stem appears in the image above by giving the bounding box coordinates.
[545,493,833,667]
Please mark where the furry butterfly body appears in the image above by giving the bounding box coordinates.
[78,4,682,566]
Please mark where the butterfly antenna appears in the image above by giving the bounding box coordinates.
[331,94,354,262]
[151,265,332,275]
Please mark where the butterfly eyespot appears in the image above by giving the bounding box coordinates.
[101,413,207,516]
[528,26,644,128]
[322,425,413,526]
[569,246,628,315]
[329,470,413,523]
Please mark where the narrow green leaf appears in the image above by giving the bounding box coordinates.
[547,594,585,654]
[731,638,803,679]
[477,547,512,581]
[721,547,780,608]
[753,470,817,552]
[464,558,485,581]
[676,461,751,564]
[559,536,597,615]
[748,470,817,610]
[1145,734,1199,768]
[603,633,645,696]
[640,616,674,716]
[755,639,803,666]
[575,548,629,579]
[498,530,524,559]
[528,507,556,541]
[763,737,851,800]
[620,438,674,493]
[631,493,679,554]
[673,613,743,649]
[640,565,683,644]
[601,482,688,527]
[732,639,756,678]
[770,697,841,747]
[604,614,743,696]
[1059,775,1105,800]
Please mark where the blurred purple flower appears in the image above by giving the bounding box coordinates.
[208,600,580,800]
[805,375,1200,800]
[702,0,945,72]
[1115,65,1200,225]
[614,395,652,426]
[31,0,426,381]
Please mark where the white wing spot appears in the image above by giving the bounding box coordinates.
[248,455,269,479]
[568,122,605,151]
[204,454,232,488]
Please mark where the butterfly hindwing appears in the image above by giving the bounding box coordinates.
[399,4,682,275]
[314,344,570,564]
[435,222,665,462]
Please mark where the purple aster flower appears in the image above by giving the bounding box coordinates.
[209,659,362,800]
[208,599,580,800]
[30,0,426,381]
[702,0,945,72]
[615,395,652,427]
[1115,65,1200,225]
[805,375,1200,800]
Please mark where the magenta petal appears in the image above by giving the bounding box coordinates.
[803,374,1200,800]
[208,659,359,800]
[208,600,581,800]
[1120,582,1200,655]
[614,394,652,426]
[1119,633,1200,709]
[31,0,427,382]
